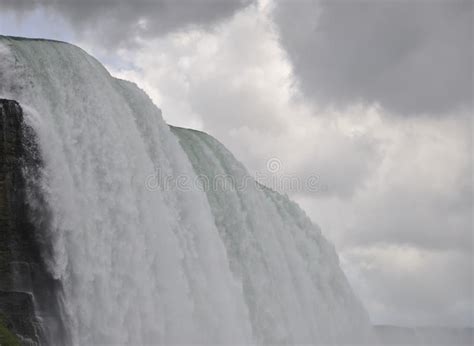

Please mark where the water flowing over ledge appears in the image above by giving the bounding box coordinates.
[0,36,373,345]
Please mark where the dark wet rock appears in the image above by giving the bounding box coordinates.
[0,99,66,345]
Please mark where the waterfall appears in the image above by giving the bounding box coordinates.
[172,126,373,344]
[0,36,373,345]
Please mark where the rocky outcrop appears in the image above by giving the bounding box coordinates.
[0,100,65,345]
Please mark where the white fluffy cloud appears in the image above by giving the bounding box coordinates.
[107,3,384,198]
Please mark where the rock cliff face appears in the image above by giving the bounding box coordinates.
[0,99,65,345]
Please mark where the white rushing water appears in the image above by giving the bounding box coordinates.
[172,127,373,344]
[0,37,373,345]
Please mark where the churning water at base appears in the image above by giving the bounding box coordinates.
[0,37,373,345]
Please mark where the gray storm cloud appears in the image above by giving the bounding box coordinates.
[0,0,253,47]
[273,0,473,115]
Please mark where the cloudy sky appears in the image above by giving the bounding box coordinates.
[1,0,472,327]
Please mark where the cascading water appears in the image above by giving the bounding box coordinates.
[172,127,374,344]
[0,36,373,345]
